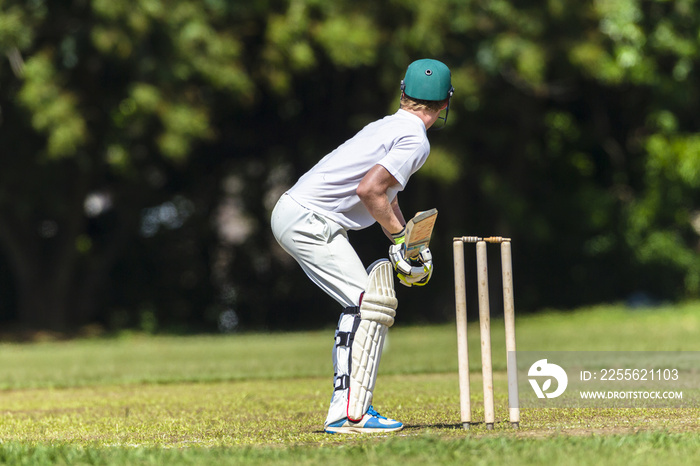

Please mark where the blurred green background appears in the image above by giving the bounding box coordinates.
[0,0,699,333]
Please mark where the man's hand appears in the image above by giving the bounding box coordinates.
[388,229,433,287]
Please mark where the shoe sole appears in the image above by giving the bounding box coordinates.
[324,425,404,434]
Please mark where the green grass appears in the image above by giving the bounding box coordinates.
[1,301,700,464]
[2,433,700,466]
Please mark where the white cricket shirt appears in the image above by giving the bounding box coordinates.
[287,109,430,230]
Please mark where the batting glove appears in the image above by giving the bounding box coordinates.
[388,228,433,287]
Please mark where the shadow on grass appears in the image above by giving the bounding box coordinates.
[405,421,522,431]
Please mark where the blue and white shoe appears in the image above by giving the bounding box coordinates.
[324,406,403,434]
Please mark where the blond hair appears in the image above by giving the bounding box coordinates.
[400,94,447,113]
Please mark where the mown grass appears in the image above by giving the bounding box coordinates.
[2,432,700,466]
[1,302,700,464]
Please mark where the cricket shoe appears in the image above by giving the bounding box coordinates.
[324,406,403,434]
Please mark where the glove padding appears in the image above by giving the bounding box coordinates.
[388,243,433,287]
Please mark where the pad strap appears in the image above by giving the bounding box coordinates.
[335,307,359,347]
[334,375,350,391]
[336,332,355,347]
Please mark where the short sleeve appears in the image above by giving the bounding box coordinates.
[377,133,430,188]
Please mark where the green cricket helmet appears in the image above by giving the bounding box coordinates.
[400,59,454,101]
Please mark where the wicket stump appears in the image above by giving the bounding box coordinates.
[453,236,520,430]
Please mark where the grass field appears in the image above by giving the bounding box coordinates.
[1,302,700,464]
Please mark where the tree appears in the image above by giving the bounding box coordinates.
[2,0,700,332]
[0,0,256,329]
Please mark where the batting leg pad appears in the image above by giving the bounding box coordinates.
[347,259,398,422]
[325,306,360,427]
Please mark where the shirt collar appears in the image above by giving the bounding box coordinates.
[396,109,427,131]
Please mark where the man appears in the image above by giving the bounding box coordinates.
[271,59,454,434]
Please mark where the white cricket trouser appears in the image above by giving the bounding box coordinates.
[271,194,369,308]
[271,194,373,425]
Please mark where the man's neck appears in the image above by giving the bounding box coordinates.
[401,107,441,130]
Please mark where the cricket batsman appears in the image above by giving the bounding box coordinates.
[271,59,454,434]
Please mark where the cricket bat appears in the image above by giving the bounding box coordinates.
[404,208,438,259]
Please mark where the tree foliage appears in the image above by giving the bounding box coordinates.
[0,0,699,331]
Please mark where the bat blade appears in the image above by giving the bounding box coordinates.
[404,208,438,259]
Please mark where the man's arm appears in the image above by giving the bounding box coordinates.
[360,164,433,286]
[381,196,407,242]
[357,164,405,240]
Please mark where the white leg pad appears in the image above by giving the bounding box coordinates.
[325,307,361,427]
[347,260,397,422]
